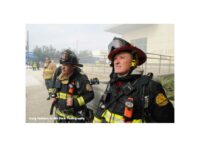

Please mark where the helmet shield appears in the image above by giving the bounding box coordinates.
[108,37,147,66]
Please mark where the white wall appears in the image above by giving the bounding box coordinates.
[122,24,174,56]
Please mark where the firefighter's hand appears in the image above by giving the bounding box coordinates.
[52,98,56,104]
[66,97,73,106]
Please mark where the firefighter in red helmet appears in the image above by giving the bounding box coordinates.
[93,37,174,123]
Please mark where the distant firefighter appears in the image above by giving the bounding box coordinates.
[43,57,56,100]
[32,62,37,71]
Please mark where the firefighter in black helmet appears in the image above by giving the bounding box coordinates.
[50,49,94,123]
[93,37,174,123]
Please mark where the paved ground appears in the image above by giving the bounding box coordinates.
[26,67,174,123]
[26,69,54,123]
[26,68,107,123]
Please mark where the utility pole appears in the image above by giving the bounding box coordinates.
[26,30,30,65]
[26,31,29,52]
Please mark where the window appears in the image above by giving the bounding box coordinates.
[131,38,147,52]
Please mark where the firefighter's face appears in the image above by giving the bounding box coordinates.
[114,52,132,75]
[45,57,50,63]
[61,64,74,75]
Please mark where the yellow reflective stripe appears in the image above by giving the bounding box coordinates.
[55,109,78,119]
[57,92,68,100]
[44,75,52,79]
[48,88,54,93]
[44,69,52,72]
[61,80,69,84]
[56,92,78,100]
[55,109,66,118]
[77,96,85,106]
[102,110,124,123]
[132,119,142,123]
[102,110,142,123]
[93,117,102,123]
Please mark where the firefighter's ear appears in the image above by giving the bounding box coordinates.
[131,60,137,67]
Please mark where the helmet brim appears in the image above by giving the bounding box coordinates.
[60,61,83,67]
[108,45,146,66]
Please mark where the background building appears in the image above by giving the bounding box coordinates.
[105,24,174,56]
[105,24,174,75]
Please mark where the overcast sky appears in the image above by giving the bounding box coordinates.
[26,24,121,53]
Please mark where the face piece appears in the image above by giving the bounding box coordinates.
[113,52,133,75]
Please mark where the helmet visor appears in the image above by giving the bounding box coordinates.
[108,38,130,53]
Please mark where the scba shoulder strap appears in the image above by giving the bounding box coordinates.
[137,73,153,87]
[139,73,153,122]
[97,73,153,120]
[103,73,153,107]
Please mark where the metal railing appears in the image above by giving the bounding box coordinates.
[81,52,174,80]
[142,53,174,76]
